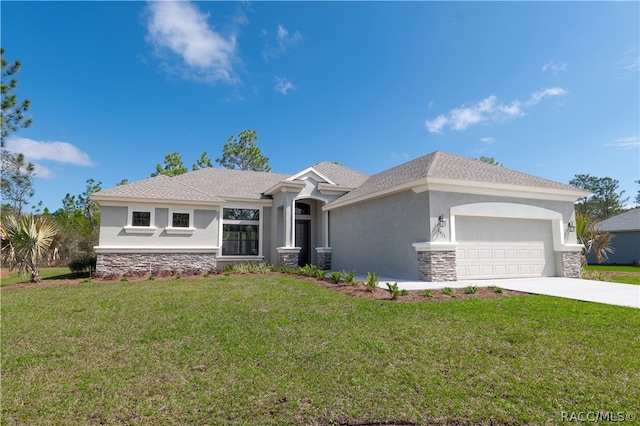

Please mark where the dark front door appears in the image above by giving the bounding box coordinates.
[295,220,311,267]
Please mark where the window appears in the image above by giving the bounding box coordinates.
[125,207,156,234]
[295,202,311,215]
[132,211,151,227]
[222,208,260,256]
[172,212,190,228]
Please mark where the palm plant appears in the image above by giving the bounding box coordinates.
[1,214,59,282]
[575,212,615,265]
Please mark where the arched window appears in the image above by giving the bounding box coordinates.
[295,202,311,215]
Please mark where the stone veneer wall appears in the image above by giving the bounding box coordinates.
[96,253,218,278]
[561,251,582,279]
[279,251,299,269]
[417,250,457,281]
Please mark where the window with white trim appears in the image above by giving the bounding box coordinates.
[222,208,260,256]
[125,207,156,234]
[166,208,195,234]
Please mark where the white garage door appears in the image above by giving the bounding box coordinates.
[456,216,556,279]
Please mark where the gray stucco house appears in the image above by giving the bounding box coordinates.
[91,150,588,281]
[591,208,640,265]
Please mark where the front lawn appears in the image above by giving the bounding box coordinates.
[2,275,638,425]
[0,267,78,286]
[584,264,640,285]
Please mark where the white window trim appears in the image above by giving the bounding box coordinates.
[219,205,263,257]
[166,208,196,234]
[124,206,157,234]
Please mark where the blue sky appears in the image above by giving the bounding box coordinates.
[2,1,639,212]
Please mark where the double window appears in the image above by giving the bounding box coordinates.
[222,208,260,256]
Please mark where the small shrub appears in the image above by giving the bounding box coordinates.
[386,282,400,299]
[365,272,379,291]
[120,276,128,282]
[490,285,503,293]
[68,256,97,274]
[442,287,453,295]
[148,275,156,281]
[583,270,607,281]
[82,278,92,283]
[329,271,343,284]
[299,264,318,277]
[465,285,478,294]
[175,274,182,280]
[315,270,327,280]
[203,271,210,278]
[342,270,356,284]
[422,289,433,298]
[399,289,409,296]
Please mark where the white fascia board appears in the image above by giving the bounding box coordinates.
[95,246,219,254]
[417,178,590,202]
[92,197,223,208]
[286,167,336,185]
[264,181,305,196]
[317,183,354,195]
[221,198,273,206]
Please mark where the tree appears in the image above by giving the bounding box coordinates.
[1,48,32,146]
[192,151,213,171]
[151,152,188,177]
[570,174,628,221]
[1,150,35,215]
[635,180,640,206]
[52,179,101,267]
[216,129,271,172]
[476,156,504,167]
[1,214,59,282]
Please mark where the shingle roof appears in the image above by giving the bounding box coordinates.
[91,175,223,203]
[173,168,290,200]
[596,208,640,232]
[328,150,586,206]
[311,161,369,188]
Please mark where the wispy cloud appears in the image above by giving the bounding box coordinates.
[263,24,302,59]
[542,60,568,75]
[425,88,567,134]
[5,137,94,179]
[480,137,496,144]
[615,49,640,77]
[606,136,639,150]
[275,76,295,95]
[145,1,238,85]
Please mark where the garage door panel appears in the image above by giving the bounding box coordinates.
[456,216,555,279]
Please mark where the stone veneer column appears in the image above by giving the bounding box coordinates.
[277,247,301,269]
[561,251,582,279]
[315,247,332,270]
[413,243,458,282]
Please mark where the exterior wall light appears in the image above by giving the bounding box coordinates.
[438,214,447,228]
[567,221,575,232]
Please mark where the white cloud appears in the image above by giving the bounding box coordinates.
[145,1,238,84]
[263,24,302,59]
[5,137,94,166]
[615,49,640,77]
[606,136,640,150]
[480,137,496,144]
[542,60,568,75]
[425,88,567,134]
[275,76,295,95]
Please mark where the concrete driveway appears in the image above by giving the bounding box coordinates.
[371,276,640,308]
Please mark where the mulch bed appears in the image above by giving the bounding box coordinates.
[1,269,528,302]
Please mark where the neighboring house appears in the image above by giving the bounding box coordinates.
[90,150,588,281]
[590,209,640,265]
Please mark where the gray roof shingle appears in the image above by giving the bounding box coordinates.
[92,175,223,203]
[310,161,369,188]
[328,150,586,206]
[597,208,640,232]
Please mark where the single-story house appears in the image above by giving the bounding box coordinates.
[90,150,588,281]
[591,208,640,265]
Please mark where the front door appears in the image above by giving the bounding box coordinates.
[295,220,311,267]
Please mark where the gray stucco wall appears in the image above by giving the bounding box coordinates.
[97,205,219,248]
[329,190,429,280]
[587,231,640,265]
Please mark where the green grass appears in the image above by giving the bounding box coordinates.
[1,267,77,286]
[584,265,640,273]
[583,264,640,285]
[2,275,639,425]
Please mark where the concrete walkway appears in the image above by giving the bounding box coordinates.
[366,276,640,309]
